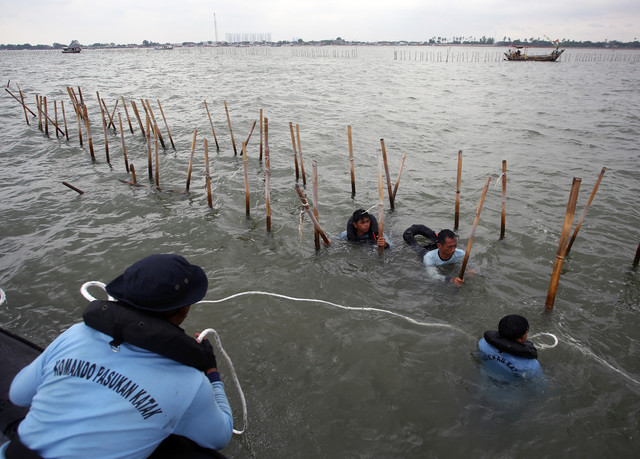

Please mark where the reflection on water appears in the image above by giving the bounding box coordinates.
[1,46,639,456]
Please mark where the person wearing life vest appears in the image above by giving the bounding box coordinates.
[1,254,233,459]
[325,209,390,249]
[478,314,543,380]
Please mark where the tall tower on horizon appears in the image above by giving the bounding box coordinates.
[214,12,219,43]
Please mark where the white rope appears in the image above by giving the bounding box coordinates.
[530,332,558,349]
[0,288,6,305]
[197,329,247,435]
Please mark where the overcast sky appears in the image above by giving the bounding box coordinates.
[1,0,638,45]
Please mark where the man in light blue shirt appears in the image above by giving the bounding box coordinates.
[423,229,465,285]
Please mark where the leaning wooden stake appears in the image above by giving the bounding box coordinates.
[634,242,640,267]
[18,87,30,125]
[348,125,355,196]
[379,139,394,209]
[36,95,42,131]
[154,124,160,188]
[392,153,406,201]
[121,96,134,133]
[130,164,137,184]
[62,182,84,195]
[224,101,238,155]
[145,99,166,149]
[100,100,110,164]
[61,100,69,140]
[565,167,606,256]
[242,120,257,155]
[377,152,385,255]
[185,130,197,192]
[459,176,491,280]
[289,122,300,181]
[295,184,330,245]
[500,160,507,240]
[44,96,49,136]
[82,104,95,160]
[265,118,271,232]
[296,124,307,185]
[131,101,145,137]
[5,88,36,117]
[54,100,59,138]
[118,113,129,172]
[545,177,582,311]
[157,99,175,150]
[259,109,263,160]
[204,139,213,208]
[203,100,220,151]
[312,161,320,250]
[242,141,250,216]
[146,116,152,180]
[455,150,462,230]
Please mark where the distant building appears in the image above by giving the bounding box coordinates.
[225,32,272,43]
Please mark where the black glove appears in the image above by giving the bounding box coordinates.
[199,338,218,370]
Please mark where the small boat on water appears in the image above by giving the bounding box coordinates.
[154,44,174,50]
[62,46,81,54]
[504,45,564,61]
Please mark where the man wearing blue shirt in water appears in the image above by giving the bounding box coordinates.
[1,254,233,459]
[326,209,390,249]
[478,314,543,380]
[423,229,465,285]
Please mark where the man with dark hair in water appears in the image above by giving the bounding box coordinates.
[326,209,390,249]
[478,314,543,380]
[423,229,465,285]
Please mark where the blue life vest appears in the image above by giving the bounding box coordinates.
[478,331,543,380]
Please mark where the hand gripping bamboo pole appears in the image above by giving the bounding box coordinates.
[185,130,197,192]
[118,113,129,173]
[379,139,394,210]
[289,122,300,181]
[500,160,507,240]
[295,184,330,245]
[545,177,582,311]
[204,139,213,208]
[121,96,134,133]
[377,151,385,255]
[265,118,271,232]
[455,150,462,230]
[203,100,220,151]
[157,99,175,150]
[565,167,606,256]
[224,101,238,155]
[296,124,306,185]
[458,176,491,280]
[348,125,355,196]
[242,141,251,215]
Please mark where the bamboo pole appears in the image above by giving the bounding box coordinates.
[157,99,175,150]
[379,139,394,209]
[77,86,84,106]
[265,117,271,232]
[312,161,320,250]
[204,139,213,208]
[242,141,250,216]
[500,160,507,240]
[203,100,220,151]
[62,182,84,195]
[294,184,330,245]
[565,167,606,256]
[459,176,491,280]
[144,99,166,149]
[82,104,95,160]
[242,120,257,155]
[545,177,582,311]
[348,125,355,196]
[633,242,640,267]
[130,164,137,184]
[185,130,197,192]
[146,116,152,180]
[377,151,385,255]
[61,100,69,141]
[296,124,306,186]
[67,87,83,146]
[121,96,134,133]
[154,124,160,188]
[392,153,406,201]
[5,88,36,117]
[18,87,30,125]
[224,101,237,155]
[54,100,59,138]
[455,150,462,230]
[289,122,300,181]
[130,101,145,137]
[100,100,110,164]
[108,99,119,130]
[118,113,129,173]
[44,96,49,136]
[36,95,42,131]
[100,98,116,132]
[259,109,263,161]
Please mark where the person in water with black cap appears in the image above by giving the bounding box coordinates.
[2,254,233,459]
[325,208,390,249]
[478,314,543,380]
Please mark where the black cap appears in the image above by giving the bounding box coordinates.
[498,314,529,340]
[105,254,208,311]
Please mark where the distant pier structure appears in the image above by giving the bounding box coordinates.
[225,33,272,43]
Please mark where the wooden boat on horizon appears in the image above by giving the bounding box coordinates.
[504,45,563,62]
[62,46,81,54]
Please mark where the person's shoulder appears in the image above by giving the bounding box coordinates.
[422,249,438,264]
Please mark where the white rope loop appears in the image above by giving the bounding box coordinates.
[0,288,6,305]
[530,332,559,349]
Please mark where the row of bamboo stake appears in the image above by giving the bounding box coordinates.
[5,84,632,312]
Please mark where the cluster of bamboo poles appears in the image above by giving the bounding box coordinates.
[393,50,506,62]
[5,84,628,311]
[290,47,359,58]
[214,47,272,56]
